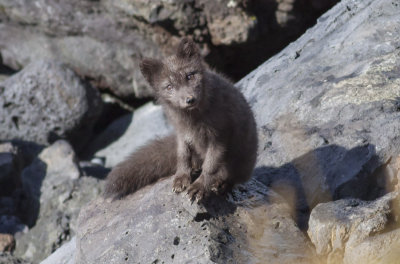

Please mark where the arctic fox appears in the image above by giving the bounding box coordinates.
[105,38,258,201]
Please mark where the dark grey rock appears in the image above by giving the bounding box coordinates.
[238,0,400,210]
[15,140,104,264]
[308,191,400,263]
[0,60,102,149]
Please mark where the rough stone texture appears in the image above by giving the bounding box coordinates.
[238,0,400,210]
[0,60,103,149]
[0,0,339,98]
[15,140,104,264]
[89,102,172,168]
[308,191,400,263]
[0,233,15,252]
[0,252,30,264]
[76,178,317,264]
[343,228,400,264]
[40,236,76,264]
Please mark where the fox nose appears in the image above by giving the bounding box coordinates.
[186,96,196,105]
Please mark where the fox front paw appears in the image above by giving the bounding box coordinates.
[172,173,191,193]
[187,181,207,203]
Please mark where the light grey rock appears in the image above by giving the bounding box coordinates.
[0,252,31,264]
[40,237,76,264]
[15,141,104,264]
[21,140,80,226]
[0,60,102,149]
[76,178,317,264]
[238,0,400,209]
[308,191,400,264]
[92,102,172,168]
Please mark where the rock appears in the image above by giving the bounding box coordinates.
[343,228,400,264]
[0,143,22,196]
[238,0,400,209]
[15,140,104,263]
[231,180,320,264]
[0,233,15,252]
[76,177,317,264]
[0,60,102,149]
[20,140,80,226]
[89,102,172,168]
[0,252,30,264]
[40,236,76,264]
[307,191,400,263]
[0,0,340,98]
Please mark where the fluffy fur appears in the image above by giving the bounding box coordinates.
[104,38,258,201]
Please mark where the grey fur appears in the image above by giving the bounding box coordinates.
[104,38,258,201]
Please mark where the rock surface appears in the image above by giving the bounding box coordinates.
[238,0,400,210]
[76,178,317,264]
[40,236,76,264]
[89,102,172,168]
[308,191,400,263]
[0,252,31,264]
[343,228,400,264]
[0,60,102,149]
[15,140,104,264]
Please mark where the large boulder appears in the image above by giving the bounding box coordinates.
[76,178,318,264]
[238,0,400,209]
[0,60,102,149]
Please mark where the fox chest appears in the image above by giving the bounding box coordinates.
[183,124,212,157]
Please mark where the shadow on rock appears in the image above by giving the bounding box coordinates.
[18,159,47,228]
[253,144,393,229]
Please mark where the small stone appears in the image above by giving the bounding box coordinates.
[0,234,15,252]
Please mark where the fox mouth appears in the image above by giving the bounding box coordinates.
[185,104,197,110]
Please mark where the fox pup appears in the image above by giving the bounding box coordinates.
[104,38,258,201]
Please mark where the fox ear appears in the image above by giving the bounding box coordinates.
[140,58,163,86]
[177,37,199,59]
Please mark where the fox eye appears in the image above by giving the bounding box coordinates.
[166,84,173,91]
[186,72,195,80]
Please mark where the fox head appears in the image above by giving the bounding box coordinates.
[140,38,205,111]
